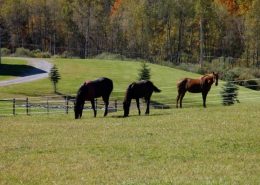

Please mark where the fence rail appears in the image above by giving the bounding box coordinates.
[1,79,260,117]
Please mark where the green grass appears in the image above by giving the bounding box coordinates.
[0,58,28,81]
[1,57,260,184]
[1,58,259,108]
[0,103,260,184]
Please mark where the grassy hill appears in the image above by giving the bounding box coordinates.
[0,58,260,184]
[0,58,259,108]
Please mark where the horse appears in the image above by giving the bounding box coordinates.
[74,77,113,119]
[123,80,161,117]
[176,72,219,108]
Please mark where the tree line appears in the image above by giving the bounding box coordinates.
[0,0,260,66]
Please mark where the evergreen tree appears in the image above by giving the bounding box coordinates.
[49,65,61,93]
[221,81,239,106]
[138,62,151,81]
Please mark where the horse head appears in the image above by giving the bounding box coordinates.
[123,100,130,117]
[74,92,85,119]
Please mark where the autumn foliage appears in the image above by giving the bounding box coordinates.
[111,0,123,16]
[216,0,252,15]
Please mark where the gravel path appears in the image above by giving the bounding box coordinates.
[0,58,53,87]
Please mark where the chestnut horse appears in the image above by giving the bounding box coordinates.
[74,77,113,119]
[176,72,218,108]
[123,80,161,117]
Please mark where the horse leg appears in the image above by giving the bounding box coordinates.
[176,92,180,108]
[90,99,97,117]
[136,98,141,115]
[180,92,186,108]
[102,96,109,117]
[145,97,150,115]
[202,92,208,108]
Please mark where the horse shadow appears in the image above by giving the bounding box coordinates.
[0,64,46,77]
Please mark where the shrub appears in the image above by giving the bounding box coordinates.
[1,48,11,56]
[138,62,151,81]
[49,65,61,93]
[14,47,33,57]
[31,49,51,58]
[221,81,239,106]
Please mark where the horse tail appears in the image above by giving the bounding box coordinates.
[177,78,187,92]
[153,84,161,93]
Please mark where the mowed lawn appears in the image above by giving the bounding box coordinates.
[0,57,260,184]
[0,58,259,107]
[0,102,260,184]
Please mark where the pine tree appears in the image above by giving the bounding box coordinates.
[138,62,151,81]
[221,81,239,105]
[49,65,61,93]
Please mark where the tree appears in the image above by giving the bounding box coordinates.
[138,62,151,80]
[221,81,239,105]
[49,65,61,93]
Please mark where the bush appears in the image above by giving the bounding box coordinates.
[14,47,33,57]
[1,48,11,56]
[221,81,239,106]
[138,62,151,81]
[31,49,51,58]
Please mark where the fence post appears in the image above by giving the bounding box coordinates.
[115,100,117,112]
[95,98,98,110]
[47,97,49,114]
[26,97,29,115]
[65,96,69,114]
[13,98,16,116]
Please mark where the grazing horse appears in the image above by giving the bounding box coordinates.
[74,77,113,119]
[123,80,161,117]
[176,72,219,108]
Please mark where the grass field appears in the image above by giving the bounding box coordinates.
[0,103,260,184]
[0,57,260,184]
[0,58,259,107]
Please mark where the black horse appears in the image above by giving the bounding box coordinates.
[123,80,161,117]
[74,77,113,119]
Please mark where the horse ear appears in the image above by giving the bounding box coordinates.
[212,72,215,75]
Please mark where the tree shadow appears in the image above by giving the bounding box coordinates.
[0,64,46,77]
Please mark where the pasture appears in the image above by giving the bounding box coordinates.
[0,103,260,184]
[0,58,260,184]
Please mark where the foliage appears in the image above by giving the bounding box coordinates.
[0,0,259,67]
[221,81,239,105]
[0,48,11,56]
[14,47,33,57]
[138,62,151,81]
[49,65,61,93]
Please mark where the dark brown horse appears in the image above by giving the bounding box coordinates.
[176,72,219,108]
[123,80,161,117]
[74,77,113,119]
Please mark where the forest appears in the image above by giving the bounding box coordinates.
[0,0,260,67]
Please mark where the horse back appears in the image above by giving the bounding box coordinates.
[127,80,155,98]
[178,78,203,93]
[80,77,113,100]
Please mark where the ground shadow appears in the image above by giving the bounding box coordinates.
[111,111,171,118]
[0,64,46,77]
